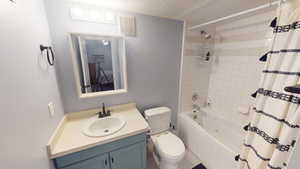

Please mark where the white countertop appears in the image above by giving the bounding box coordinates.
[47,103,150,159]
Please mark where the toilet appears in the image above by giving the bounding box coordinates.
[144,107,185,169]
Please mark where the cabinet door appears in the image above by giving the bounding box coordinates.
[110,142,146,169]
[63,154,109,169]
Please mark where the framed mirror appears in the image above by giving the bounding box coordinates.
[69,33,127,98]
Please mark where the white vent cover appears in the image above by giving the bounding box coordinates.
[120,16,136,37]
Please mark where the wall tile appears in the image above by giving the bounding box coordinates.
[180,10,275,129]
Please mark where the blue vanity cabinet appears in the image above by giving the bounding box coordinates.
[110,141,146,169]
[54,133,147,169]
[63,154,109,169]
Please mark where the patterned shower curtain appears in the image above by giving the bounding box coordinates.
[238,0,300,169]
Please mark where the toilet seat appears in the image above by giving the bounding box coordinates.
[151,132,185,160]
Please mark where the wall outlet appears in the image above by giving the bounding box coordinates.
[48,102,55,117]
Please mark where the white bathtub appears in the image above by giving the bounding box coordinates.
[178,108,245,169]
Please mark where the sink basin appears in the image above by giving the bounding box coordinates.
[83,114,126,137]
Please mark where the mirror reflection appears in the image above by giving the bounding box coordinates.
[70,33,127,97]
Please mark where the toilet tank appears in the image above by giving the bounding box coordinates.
[144,107,171,134]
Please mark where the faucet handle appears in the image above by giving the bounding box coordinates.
[102,103,106,114]
[97,111,103,118]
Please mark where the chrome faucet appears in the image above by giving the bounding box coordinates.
[192,104,201,113]
[97,103,111,118]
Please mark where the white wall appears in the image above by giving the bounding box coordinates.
[0,0,64,169]
[44,0,184,124]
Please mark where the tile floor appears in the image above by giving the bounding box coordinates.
[147,148,201,169]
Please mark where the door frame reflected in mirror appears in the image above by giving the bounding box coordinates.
[68,32,128,99]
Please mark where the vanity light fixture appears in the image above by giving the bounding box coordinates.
[70,7,84,19]
[89,10,101,21]
[104,11,115,22]
[70,7,116,24]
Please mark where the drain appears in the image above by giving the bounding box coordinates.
[104,129,109,133]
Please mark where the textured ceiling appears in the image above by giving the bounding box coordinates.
[69,0,272,26]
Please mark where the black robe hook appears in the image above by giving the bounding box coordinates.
[40,45,55,66]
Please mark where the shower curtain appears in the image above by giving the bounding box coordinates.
[238,1,300,169]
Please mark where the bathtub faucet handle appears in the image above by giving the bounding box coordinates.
[192,104,201,113]
[192,93,199,102]
[204,98,212,107]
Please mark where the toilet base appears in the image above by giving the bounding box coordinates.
[153,152,179,169]
[159,161,179,169]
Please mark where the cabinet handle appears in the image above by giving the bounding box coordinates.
[104,159,108,166]
[111,157,114,163]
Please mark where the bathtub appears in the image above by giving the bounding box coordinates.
[178,108,245,169]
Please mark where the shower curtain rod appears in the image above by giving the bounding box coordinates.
[188,0,286,30]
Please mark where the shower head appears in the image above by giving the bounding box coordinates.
[200,30,212,40]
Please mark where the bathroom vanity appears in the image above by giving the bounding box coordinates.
[48,36,149,169]
[54,134,146,169]
[47,103,149,169]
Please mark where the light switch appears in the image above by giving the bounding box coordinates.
[48,102,55,117]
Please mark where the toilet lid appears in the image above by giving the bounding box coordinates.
[152,132,185,159]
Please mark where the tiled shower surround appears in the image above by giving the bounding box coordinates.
[180,9,276,126]
[180,29,214,112]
